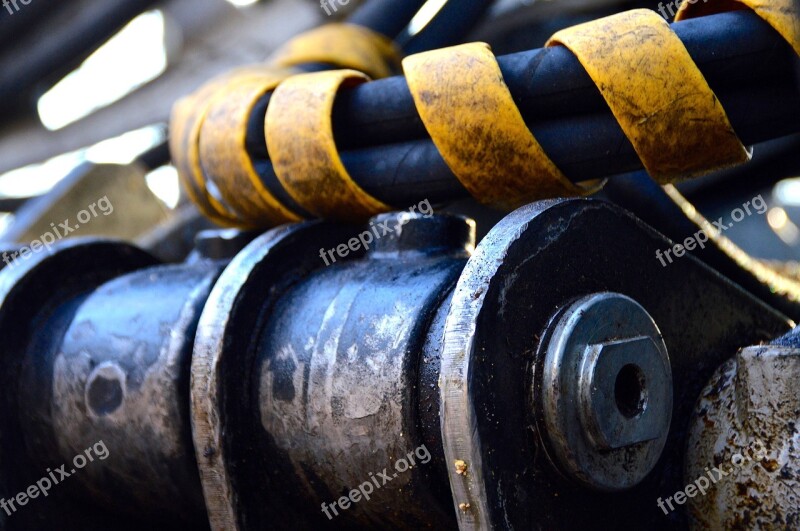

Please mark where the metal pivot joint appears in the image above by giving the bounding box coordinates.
[0,200,790,530]
[539,292,673,491]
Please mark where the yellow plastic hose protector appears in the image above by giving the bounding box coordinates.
[199,70,303,226]
[269,23,401,79]
[676,0,800,56]
[265,69,391,221]
[547,9,750,184]
[403,42,595,210]
[171,66,279,227]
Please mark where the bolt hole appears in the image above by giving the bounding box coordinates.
[614,364,647,418]
[87,373,124,416]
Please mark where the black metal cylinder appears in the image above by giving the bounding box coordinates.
[254,213,472,529]
[19,262,223,529]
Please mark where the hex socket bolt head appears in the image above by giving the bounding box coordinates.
[539,292,672,491]
[579,336,671,450]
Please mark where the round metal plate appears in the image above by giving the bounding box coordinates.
[540,293,672,491]
[438,199,789,530]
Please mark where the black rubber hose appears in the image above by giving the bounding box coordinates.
[347,0,430,39]
[399,0,496,53]
[242,10,799,207]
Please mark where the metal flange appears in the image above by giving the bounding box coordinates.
[540,292,672,491]
[191,221,376,530]
[438,198,790,530]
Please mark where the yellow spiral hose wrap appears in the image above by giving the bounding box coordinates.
[546,9,749,184]
[265,69,391,221]
[268,23,402,79]
[403,42,600,210]
[199,71,302,226]
[171,6,796,228]
[170,24,399,226]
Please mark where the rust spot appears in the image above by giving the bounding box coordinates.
[454,460,468,475]
[458,502,471,512]
[761,459,780,472]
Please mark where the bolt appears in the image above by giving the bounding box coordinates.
[579,336,670,449]
[539,292,672,491]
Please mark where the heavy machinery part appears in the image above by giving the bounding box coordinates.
[0,239,161,530]
[0,200,791,530]
[19,259,222,529]
[684,330,800,529]
[194,199,789,530]
[191,213,473,530]
[265,69,391,221]
[540,293,672,491]
[546,9,748,183]
[178,9,799,227]
[403,42,595,209]
[0,232,260,531]
[438,199,789,529]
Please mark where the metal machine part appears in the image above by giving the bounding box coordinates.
[0,201,791,531]
[0,239,165,531]
[685,334,800,529]
[191,212,474,530]
[438,199,788,530]
[541,293,672,491]
[19,260,222,529]
[0,228,260,531]
[193,199,790,530]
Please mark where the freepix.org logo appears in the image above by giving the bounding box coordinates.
[318,199,433,266]
[320,0,351,16]
[654,194,767,267]
[1,195,114,270]
[320,444,432,520]
[3,0,33,15]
